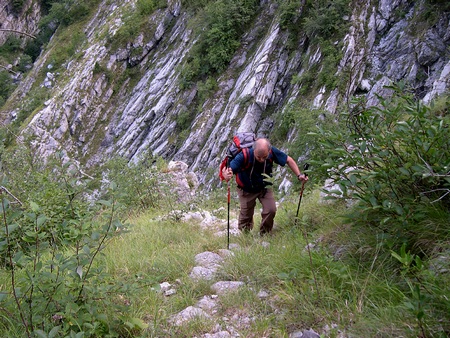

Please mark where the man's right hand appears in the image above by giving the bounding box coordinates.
[222,167,233,182]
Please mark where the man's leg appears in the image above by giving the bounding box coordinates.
[259,189,277,235]
[237,189,258,232]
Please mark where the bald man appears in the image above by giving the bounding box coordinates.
[221,138,308,235]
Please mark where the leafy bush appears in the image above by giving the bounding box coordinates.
[270,103,335,187]
[311,85,450,254]
[279,0,304,30]
[10,86,49,130]
[280,0,349,92]
[180,0,259,86]
[0,148,151,337]
[10,0,25,13]
[0,36,22,59]
[101,154,170,215]
[196,76,218,103]
[0,72,14,108]
[109,0,167,50]
[23,0,99,63]
[301,0,351,40]
[137,0,159,15]
[46,0,91,27]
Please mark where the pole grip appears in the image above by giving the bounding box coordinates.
[303,163,309,176]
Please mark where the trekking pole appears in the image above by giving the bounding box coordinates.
[226,159,231,250]
[227,181,230,249]
[294,163,309,227]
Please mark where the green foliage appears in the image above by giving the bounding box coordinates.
[301,0,351,40]
[0,36,22,59]
[294,42,342,94]
[0,72,14,108]
[17,54,33,73]
[102,154,171,215]
[391,243,450,337]
[316,40,343,90]
[46,0,91,27]
[270,103,335,188]
[410,0,450,34]
[0,148,151,336]
[111,9,142,48]
[23,35,46,63]
[176,110,195,132]
[1,86,49,142]
[181,0,211,11]
[109,0,167,50]
[280,0,349,92]
[23,0,99,63]
[39,0,55,13]
[47,27,85,70]
[10,0,25,13]
[311,85,450,254]
[24,19,57,62]
[180,0,259,86]
[278,0,304,30]
[196,76,218,103]
[0,0,99,108]
[137,0,159,15]
[279,0,350,44]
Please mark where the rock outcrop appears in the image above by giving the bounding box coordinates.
[1,0,449,190]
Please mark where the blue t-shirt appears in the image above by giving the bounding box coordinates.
[230,146,288,193]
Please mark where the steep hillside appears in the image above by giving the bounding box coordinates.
[0,0,449,188]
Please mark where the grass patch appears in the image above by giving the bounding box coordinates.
[97,184,449,337]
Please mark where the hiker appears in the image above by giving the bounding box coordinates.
[221,138,308,235]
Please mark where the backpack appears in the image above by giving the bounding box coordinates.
[219,132,255,181]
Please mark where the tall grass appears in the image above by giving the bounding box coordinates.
[99,184,449,337]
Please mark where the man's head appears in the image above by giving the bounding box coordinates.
[253,138,271,163]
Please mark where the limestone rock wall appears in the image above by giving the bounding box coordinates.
[1,0,449,190]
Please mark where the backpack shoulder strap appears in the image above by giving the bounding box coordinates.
[267,149,274,163]
[242,147,252,169]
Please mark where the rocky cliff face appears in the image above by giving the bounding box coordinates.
[1,0,449,189]
[0,0,41,45]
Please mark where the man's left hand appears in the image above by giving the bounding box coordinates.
[297,174,308,182]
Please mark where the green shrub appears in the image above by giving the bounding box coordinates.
[102,154,169,214]
[22,0,99,62]
[279,0,304,30]
[271,103,335,186]
[180,0,259,85]
[0,36,22,59]
[24,12,59,62]
[10,86,48,131]
[0,72,14,107]
[311,85,450,255]
[137,0,158,15]
[176,110,195,131]
[111,8,142,48]
[196,76,218,103]
[47,0,90,27]
[301,0,351,40]
[109,0,167,50]
[11,0,25,13]
[0,148,154,336]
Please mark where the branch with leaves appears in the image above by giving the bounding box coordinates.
[0,28,36,75]
[0,28,36,39]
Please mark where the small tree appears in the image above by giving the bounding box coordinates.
[312,85,450,254]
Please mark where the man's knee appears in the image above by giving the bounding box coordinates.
[262,201,277,217]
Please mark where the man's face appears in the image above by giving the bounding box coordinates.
[254,148,269,163]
